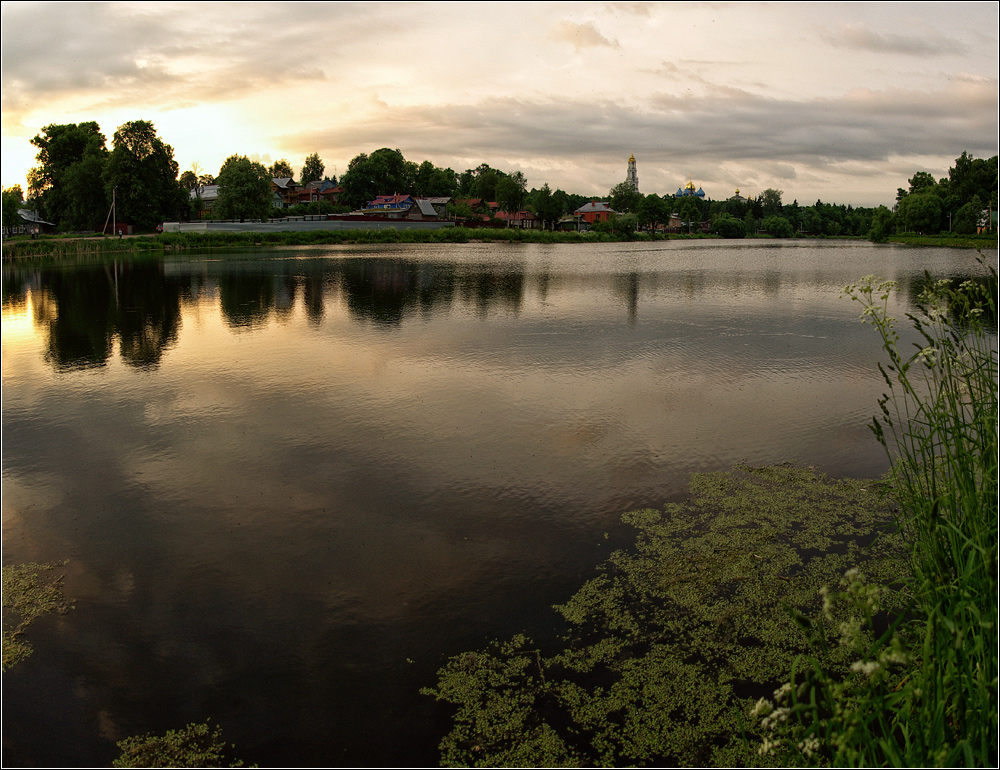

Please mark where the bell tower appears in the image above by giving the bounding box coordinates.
[626,154,639,192]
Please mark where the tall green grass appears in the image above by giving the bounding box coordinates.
[752,265,998,766]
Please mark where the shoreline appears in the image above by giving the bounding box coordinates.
[3,228,995,260]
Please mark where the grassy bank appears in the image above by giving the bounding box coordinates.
[885,232,998,249]
[3,226,685,260]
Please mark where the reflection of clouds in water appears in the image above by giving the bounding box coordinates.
[1,241,994,767]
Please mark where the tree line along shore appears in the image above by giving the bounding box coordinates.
[2,118,997,245]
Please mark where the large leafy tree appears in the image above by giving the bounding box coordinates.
[214,155,272,221]
[949,152,998,211]
[63,154,111,231]
[759,187,783,218]
[414,160,458,197]
[496,171,527,222]
[3,185,24,230]
[637,193,669,230]
[530,184,563,229]
[339,148,417,209]
[104,120,186,230]
[300,153,325,186]
[678,196,703,232]
[28,122,109,229]
[269,159,294,179]
[896,191,943,234]
[609,181,643,213]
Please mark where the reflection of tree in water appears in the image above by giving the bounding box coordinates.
[340,259,452,326]
[116,264,182,369]
[274,275,298,322]
[457,267,524,317]
[218,269,276,330]
[2,266,33,313]
[302,273,325,325]
[339,258,524,326]
[6,262,187,370]
[42,267,116,369]
[612,272,640,325]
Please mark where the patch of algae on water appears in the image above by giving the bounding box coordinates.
[423,464,909,767]
[2,561,73,671]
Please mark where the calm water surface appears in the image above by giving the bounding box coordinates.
[2,240,994,766]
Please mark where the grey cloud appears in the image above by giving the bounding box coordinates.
[822,22,963,56]
[1,2,395,118]
[282,81,995,196]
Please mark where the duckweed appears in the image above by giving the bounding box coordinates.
[2,560,72,671]
[423,464,909,767]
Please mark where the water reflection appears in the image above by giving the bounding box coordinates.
[8,248,993,373]
[2,241,995,768]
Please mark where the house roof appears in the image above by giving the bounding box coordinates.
[272,177,296,189]
[17,209,55,225]
[574,201,613,214]
[496,210,535,222]
[415,199,438,217]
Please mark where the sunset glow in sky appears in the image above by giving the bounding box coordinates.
[2,1,997,207]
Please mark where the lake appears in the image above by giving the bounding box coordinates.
[2,239,994,766]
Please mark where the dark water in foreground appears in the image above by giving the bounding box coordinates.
[2,240,994,766]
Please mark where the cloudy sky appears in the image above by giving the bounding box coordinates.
[2,1,997,207]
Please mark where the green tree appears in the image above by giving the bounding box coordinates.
[530,184,563,229]
[269,159,294,179]
[214,155,272,222]
[104,120,185,230]
[896,191,942,234]
[712,213,745,238]
[470,164,503,202]
[952,195,985,235]
[496,171,527,223]
[63,154,110,230]
[339,148,417,209]
[762,215,794,237]
[637,193,669,231]
[759,188,783,218]
[179,170,199,191]
[300,153,324,186]
[907,171,938,194]
[678,196,702,232]
[949,152,999,212]
[3,185,24,231]
[609,181,643,213]
[868,205,895,242]
[414,160,458,197]
[27,122,109,229]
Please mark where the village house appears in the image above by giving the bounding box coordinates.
[574,201,614,228]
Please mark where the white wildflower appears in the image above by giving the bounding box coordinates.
[879,646,908,666]
[798,736,821,759]
[838,617,862,648]
[758,737,781,756]
[773,682,793,704]
[761,707,789,730]
[750,697,771,717]
[917,346,938,367]
[850,659,881,677]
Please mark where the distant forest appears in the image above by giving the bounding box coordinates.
[3,118,997,240]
